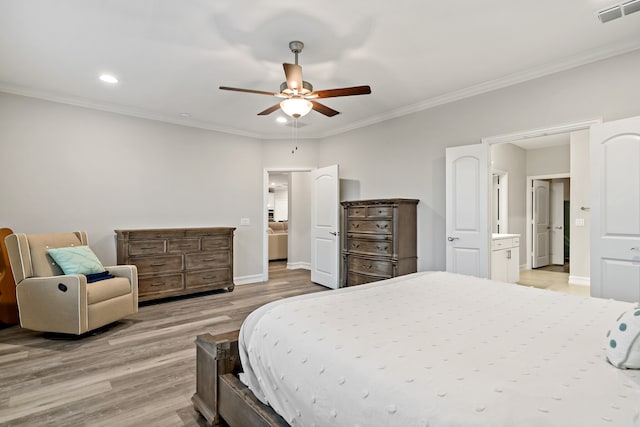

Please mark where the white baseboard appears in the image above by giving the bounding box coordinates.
[234,274,263,285]
[287,262,311,270]
[569,275,590,287]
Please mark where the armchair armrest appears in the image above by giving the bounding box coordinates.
[16,275,88,334]
[105,264,138,306]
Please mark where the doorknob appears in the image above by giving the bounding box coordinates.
[329,231,338,236]
[555,226,563,229]
[447,237,459,242]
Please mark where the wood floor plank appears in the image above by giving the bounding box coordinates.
[0,265,326,426]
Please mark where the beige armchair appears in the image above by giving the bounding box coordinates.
[4,231,138,335]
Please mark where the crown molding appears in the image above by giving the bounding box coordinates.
[2,40,639,141]
[318,40,640,139]
[0,83,263,139]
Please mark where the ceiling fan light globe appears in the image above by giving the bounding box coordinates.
[280,98,313,118]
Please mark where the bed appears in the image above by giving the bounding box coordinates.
[193,271,640,426]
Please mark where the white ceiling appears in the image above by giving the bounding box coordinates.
[1,1,639,139]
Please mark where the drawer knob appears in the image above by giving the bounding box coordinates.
[377,245,388,251]
[150,263,166,267]
[376,223,388,229]
[352,243,360,248]
[351,223,360,228]
[140,246,155,250]
[150,282,164,287]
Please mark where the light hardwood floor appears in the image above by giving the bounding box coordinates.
[517,268,590,296]
[0,265,325,426]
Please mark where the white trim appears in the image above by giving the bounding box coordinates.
[263,167,315,282]
[0,84,263,139]
[482,119,602,145]
[568,275,590,287]
[286,261,311,270]
[526,174,570,270]
[233,274,263,285]
[1,41,635,140]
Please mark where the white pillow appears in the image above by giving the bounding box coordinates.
[606,307,640,369]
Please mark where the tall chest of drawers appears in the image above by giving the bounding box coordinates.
[341,199,419,286]
[115,227,235,302]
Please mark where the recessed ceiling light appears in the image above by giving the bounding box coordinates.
[276,117,287,124]
[179,112,191,117]
[99,74,118,84]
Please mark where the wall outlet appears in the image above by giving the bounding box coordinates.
[240,218,250,226]
[575,218,585,227]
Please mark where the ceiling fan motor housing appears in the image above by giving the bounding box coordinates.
[280,80,313,95]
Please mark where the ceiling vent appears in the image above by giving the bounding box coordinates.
[598,0,640,22]
[598,5,623,22]
[622,0,640,15]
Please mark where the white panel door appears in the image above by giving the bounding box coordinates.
[532,180,550,268]
[311,164,340,289]
[550,181,565,265]
[446,144,489,278]
[591,116,640,302]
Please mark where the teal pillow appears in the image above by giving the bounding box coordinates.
[47,246,106,275]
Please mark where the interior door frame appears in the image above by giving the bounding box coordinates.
[481,118,601,274]
[527,174,568,269]
[550,180,565,265]
[263,167,313,282]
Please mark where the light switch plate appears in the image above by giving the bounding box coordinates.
[575,218,585,227]
[240,218,250,226]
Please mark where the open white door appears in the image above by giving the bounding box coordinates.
[311,164,340,289]
[446,144,489,278]
[550,181,565,265]
[591,116,640,302]
[532,180,550,268]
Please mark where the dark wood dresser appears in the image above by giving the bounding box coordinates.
[341,199,418,286]
[115,227,235,302]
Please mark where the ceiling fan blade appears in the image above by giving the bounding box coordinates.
[283,63,303,93]
[257,103,282,116]
[309,85,371,99]
[220,86,280,97]
[311,101,340,117]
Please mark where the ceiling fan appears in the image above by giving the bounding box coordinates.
[220,41,371,119]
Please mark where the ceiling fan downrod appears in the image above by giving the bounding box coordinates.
[289,40,304,65]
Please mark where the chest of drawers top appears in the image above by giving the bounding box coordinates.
[115,227,233,258]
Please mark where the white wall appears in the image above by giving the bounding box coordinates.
[2,49,640,279]
[288,172,311,269]
[318,49,640,272]
[526,144,570,176]
[0,93,264,282]
[490,143,527,265]
[569,129,590,284]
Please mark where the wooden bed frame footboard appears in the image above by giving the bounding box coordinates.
[192,331,288,427]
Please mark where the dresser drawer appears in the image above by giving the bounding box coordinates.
[134,255,183,274]
[366,206,393,218]
[347,220,393,234]
[138,274,184,294]
[186,269,231,288]
[347,206,366,217]
[128,240,165,256]
[347,256,393,277]
[126,229,185,240]
[185,251,230,270]
[347,239,392,256]
[167,238,200,253]
[347,272,380,286]
[202,236,231,251]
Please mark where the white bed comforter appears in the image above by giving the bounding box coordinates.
[238,272,640,427]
